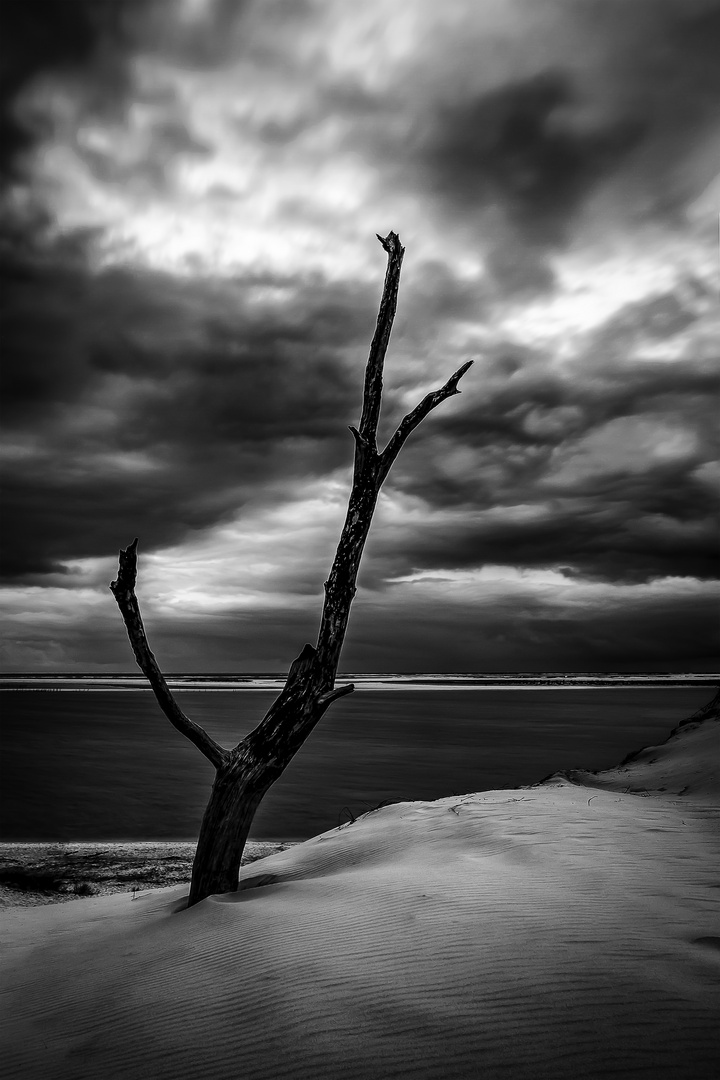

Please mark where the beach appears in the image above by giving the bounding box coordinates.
[0,692,718,1079]
[0,841,292,909]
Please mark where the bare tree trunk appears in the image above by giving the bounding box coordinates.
[189,759,275,903]
[111,232,473,906]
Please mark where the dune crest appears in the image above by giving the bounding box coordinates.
[1,699,719,1080]
[543,688,719,801]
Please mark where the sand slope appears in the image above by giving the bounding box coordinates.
[546,690,720,803]
[1,701,718,1080]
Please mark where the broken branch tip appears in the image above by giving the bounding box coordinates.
[349,425,368,447]
[376,230,401,255]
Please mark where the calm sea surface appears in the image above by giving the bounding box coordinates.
[0,686,713,842]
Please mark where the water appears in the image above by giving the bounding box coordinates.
[0,685,713,842]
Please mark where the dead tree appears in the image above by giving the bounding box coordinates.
[111,232,472,906]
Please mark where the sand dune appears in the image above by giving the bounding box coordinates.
[1,697,718,1079]
[548,691,719,803]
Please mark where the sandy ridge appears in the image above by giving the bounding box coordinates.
[1,702,718,1079]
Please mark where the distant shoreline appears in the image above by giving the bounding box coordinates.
[2,677,718,692]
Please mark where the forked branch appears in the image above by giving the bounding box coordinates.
[314,235,472,685]
[110,230,474,906]
[378,358,474,483]
[318,682,356,708]
[110,539,227,769]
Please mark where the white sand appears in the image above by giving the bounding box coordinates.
[1,700,718,1079]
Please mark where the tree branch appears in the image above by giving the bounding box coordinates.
[243,238,406,748]
[109,539,228,769]
[377,359,474,483]
[357,231,405,449]
[318,683,355,708]
[348,425,366,446]
[314,237,474,687]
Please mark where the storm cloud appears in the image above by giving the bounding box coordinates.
[1,0,718,672]
[0,235,377,577]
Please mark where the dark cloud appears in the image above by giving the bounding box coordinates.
[365,282,719,587]
[153,584,718,673]
[0,0,717,672]
[0,0,254,223]
[414,71,644,244]
[378,454,718,588]
[394,259,490,343]
[383,295,718,463]
[573,0,720,154]
[5,566,715,673]
[0,0,155,183]
[355,0,720,300]
[482,244,557,299]
[0,234,379,579]
[1,230,716,605]
[367,467,719,586]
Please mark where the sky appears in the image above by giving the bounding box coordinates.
[0,0,718,674]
